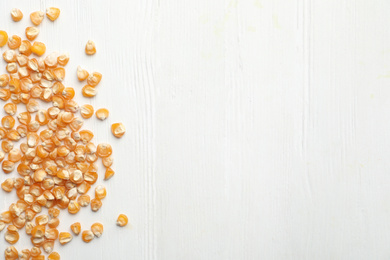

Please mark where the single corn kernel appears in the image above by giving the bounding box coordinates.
[5,225,19,244]
[31,42,46,56]
[30,247,41,257]
[57,53,69,66]
[48,208,60,218]
[77,194,90,207]
[0,31,9,47]
[111,123,126,138]
[11,8,23,22]
[4,103,17,116]
[58,232,72,245]
[80,104,94,119]
[117,214,129,227]
[0,74,9,87]
[96,143,112,157]
[81,230,94,243]
[7,35,21,49]
[90,198,102,212]
[67,200,80,214]
[46,7,60,21]
[20,249,31,260]
[48,252,60,260]
[95,185,107,200]
[81,85,97,97]
[87,72,102,87]
[91,223,104,238]
[30,11,44,25]
[77,66,89,81]
[45,228,59,240]
[1,178,14,192]
[26,27,39,41]
[70,222,81,235]
[42,239,55,254]
[95,108,109,120]
[4,246,18,260]
[104,167,115,180]
[48,218,60,228]
[85,40,96,55]
[19,40,32,56]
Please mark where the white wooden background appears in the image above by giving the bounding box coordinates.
[1,0,390,259]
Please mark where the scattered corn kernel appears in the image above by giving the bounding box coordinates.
[0,31,9,47]
[48,252,60,260]
[85,40,96,55]
[58,232,72,245]
[11,8,23,22]
[26,27,39,41]
[31,42,46,56]
[77,66,89,81]
[30,11,44,25]
[111,123,126,138]
[117,214,129,227]
[81,230,94,243]
[4,246,18,260]
[8,35,21,49]
[81,85,97,97]
[96,108,109,120]
[46,7,60,21]
[91,222,103,238]
[80,104,94,119]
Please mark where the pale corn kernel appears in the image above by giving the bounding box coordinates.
[2,116,15,129]
[80,130,94,144]
[58,232,72,245]
[20,249,31,260]
[4,246,18,260]
[11,8,23,22]
[81,230,94,243]
[1,178,14,192]
[44,52,58,67]
[111,123,126,138]
[35,214,49,226]
[16,54,28,66]
[90,198,102,212]
[26,27,40,41]
[6,62,17,73]
[45,228,59,240]
[31,42,46,56]
[77,194,90,207]
[70,222,81,235]
[30,246,41,257]
[102,156,113,167]
[8,35,21,49]
[42,239,55,254]
[95,108,109,120]
[57,53,69,66]
[77,66,89,81]
[85,40,96,55]
[8,148,22,162]
[5,225,19,244]
[0,31,9,47]
[87,72,102,87]
[48,208,60,218]
[96,143,112,157]
[82,85,97,97]
[80,104,94,119]
[46,7,60,21]
[19,40,32,56]
[104,167,115,180]
[91,222,104,238]
[117,214,129,227]
[30,11,44,25]
[0,74,9,87]
[48,252,60,260]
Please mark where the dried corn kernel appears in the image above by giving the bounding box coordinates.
[48,252,60,260]
[117,214,129,227]
[85,40,96,55]
[46,7,60,21]
[26,27,39,41]
[97,143,112,157]
[7,35,21,49]
[19,40,32,56]
[70,222,81,235]
[11,8,23,22]
[87,72,102,86]
[30,247,41,257]
[80,104,94,119]
[111,123,126,138]
[59,232,72,245]
[31,42,46,56]
[91,222,104,237]
[77,66,89,82]
[81,85,97,97]
[5,225,19,244]
[81,230,94,243]
[90,198,102,212]
[0,31,9,47]
[4,246,18,260]
[30,11,44,25]
[95,108,109,120]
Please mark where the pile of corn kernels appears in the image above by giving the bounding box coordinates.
[0,7,128,260]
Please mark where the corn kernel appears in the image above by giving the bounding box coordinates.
[5,225,19,244]
[58,53,69,66]
[81,230,94,243]
[7,35,21,49]
[4,246,18,260]
[82,85,97,97]
[85,40,96,55]
[0,31,9,47]
[31,42,46,56]
[80,104,94,119]
[30,11,44,25]
[90,198,102,212]
[30,247,41,257]
[48,252,60,260]
[91,222,104,237]
[111,123,126,138]
[10,8,23,22]
[87,72,102,86]
[117,214,129,227]
[46,7,60,21]
[26,27,39,41]
[58,232,72,245]
[19,40,32,56]
[97,143,112,157]
[95,108,109,120]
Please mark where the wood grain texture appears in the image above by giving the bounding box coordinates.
[0,0,390,259]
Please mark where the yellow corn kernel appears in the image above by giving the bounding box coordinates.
[2,116,15,129]
[3,50,15,63]
[70,222,81,236]
[48,208,60,218]
[0,211,13,223]
[80,104,94,119]
[48,252,60,260]
[7,35,21,49]
[48,218,59,228]
[10,8,23,22]
[20,249,31,260]
[4,103,17,116]
[77,194,90,207]
[87,72,102,86]
[8,148,22,162]
[103,156,113,167]
[67,200,80,214]
[58,232,72,245]
[45,228,59,240]
[53,67,65,81]
[6,62,17,73]
[85,40,96,55]
[81,230,94,243]
[30,246,41,257]
[0,74,9,87]
[5,225,19,244]
[95,108,109,120]
[111,123,126,138]
[1,178,14,192]
[26,27,39,41]
[91,222,104,238]
[104,167,115,180]
[77,66,89,81]
[57,53,69,66]
[0,31,9,47]
[42,239,55,254]
[117,214,129,227]
[31,255,44,260]
[90,198,102,212]
[19,40,32,56]
[31,42,46,56]
[35,214,49,226]
[79,130,94,144]
[46,7,60,21]
[96,143,112,157]
[82,85,97,97]
[30,11,44,25]
[4,246,18,260]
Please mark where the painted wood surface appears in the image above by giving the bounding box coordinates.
[0,0,390,259]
